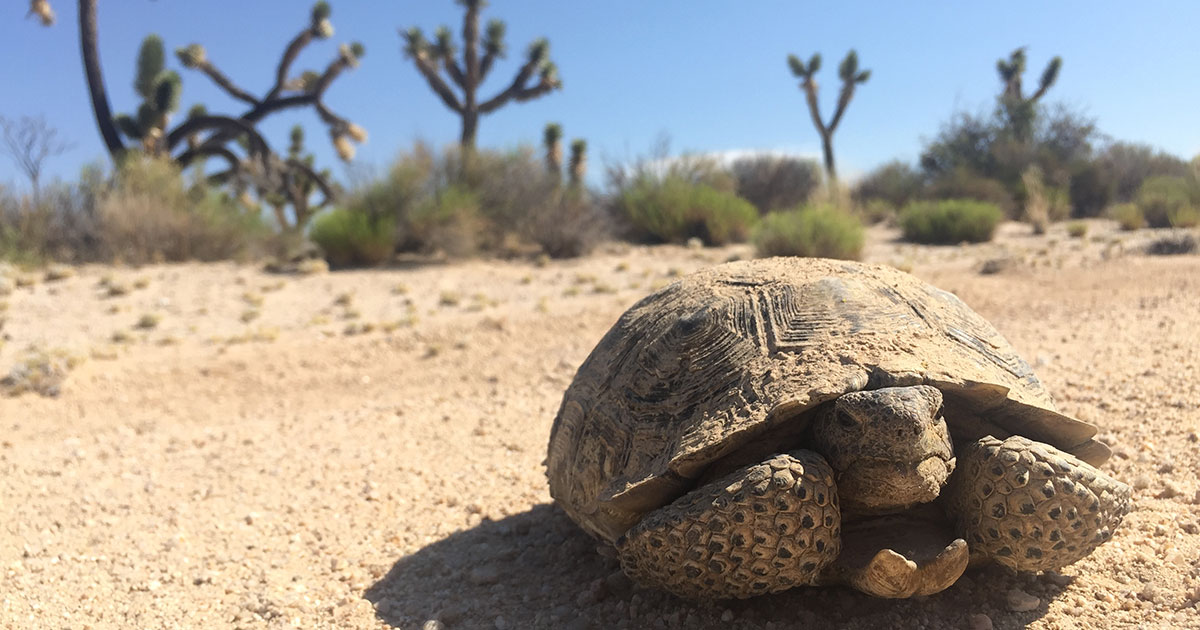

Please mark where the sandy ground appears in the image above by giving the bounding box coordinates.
[1,219,1198,629]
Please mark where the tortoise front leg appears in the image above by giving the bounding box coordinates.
[615,450,840,599]
[945,435,1131,572]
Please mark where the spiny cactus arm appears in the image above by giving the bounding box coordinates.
[78,0,124,156]
[135,35,166,99]
[178,45,260,106]
[401,28,465,113]
[477,41,557,113]
[479,19,505,80]
[1030,56,1062,102]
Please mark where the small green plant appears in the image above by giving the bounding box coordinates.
[1109,203,1145,231]
[309,208,395,267]
[1135,176,1199,228]
[752,205,864,260]
[135,313,161,329]
[617,176,757,245]
[409,186,483,257]
[899,199,1004,244]
[1066,221,1088,238]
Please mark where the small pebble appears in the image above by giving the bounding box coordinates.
[969,613,994,630]
[1007,588,1040,612]
[1156,481,1183,499]
[422,621,445,630]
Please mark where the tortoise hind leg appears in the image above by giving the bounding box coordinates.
[615,450,840,599]
[945,435,1131,572]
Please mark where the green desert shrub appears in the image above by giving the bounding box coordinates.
[1135,176,1199,228]
[521,189,610,258]
[616,176,757,245]
[854,199,897,225]
[926,169,1016,218]
[98,156,266,263]
[899,199,1004,244]
[729,154,822,214]
[853,160,925,210]
[753,205,864,259]
[1066,221,1088,238]
[1109,203,1145,231]
[309,208,395,267]
[408,186,483,257]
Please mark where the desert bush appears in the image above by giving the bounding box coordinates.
[1144,233,1197,256]
[521,189,609,258]
[729,154,822,213]
[98,156,266,264]
[309,208,396,267]
[1135,176,1199,228]
[853,160,925,210]
[926,169,1016,218]
[899,199,1004,244]
[1109,203,1144,231]
[1067,161,1112,218]
[753,205,864,259]
[854,199,896,225]
[407,186,483,257]
[1021,166,1071,234]
[1066,221,1088,238]
[1097,142,1192,203]
[615,176,757,245]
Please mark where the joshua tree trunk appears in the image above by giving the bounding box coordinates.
[787,50,870,185]
[78,0,124,157]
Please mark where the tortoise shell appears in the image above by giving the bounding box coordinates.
[546,258,1108,542]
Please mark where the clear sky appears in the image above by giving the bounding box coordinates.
[2,1,1198,190]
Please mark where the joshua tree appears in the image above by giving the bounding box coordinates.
[401,0,562,153]
[786,49,870,183]
[261,125,335,231]
[37,1,363,221]
[996,47,1062,143]
[543,122,563,178]
[0,114,74,203]
[568,139,587,188]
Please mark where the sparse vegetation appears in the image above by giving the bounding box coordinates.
[309,208,395,267]
[899,199,1004,244]
[614,176,757,245]
[1066,221,1088,238]
[752,205,864,260]
[1135,176,1199,228]
[1110,203,1145,231]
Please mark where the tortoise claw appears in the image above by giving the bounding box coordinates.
[821,511,969,598]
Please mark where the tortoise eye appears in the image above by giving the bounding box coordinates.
[836,410,859,429]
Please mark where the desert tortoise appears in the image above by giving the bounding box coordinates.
[546,258,1130,599]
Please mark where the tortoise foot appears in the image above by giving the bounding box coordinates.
[821,510,969,598]
[947,435,1131,572]
[615,450,840,599]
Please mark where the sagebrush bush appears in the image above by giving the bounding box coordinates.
[1109,203,1145,231]
[899,199,1004,244]
[521,189,610,258]
[855,199,896,225]
[853,160,925,210]
[1135,176,1199,228]
[753,205,864,260]
[616,176,758,245]
[729,155,822,214]
[99,156,266,264]
[309,208,396,267]
[408,186,483,257]
[926,169,1016,218]
[1066,221,1088,238]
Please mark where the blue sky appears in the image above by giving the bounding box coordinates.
[2,1,1198,190]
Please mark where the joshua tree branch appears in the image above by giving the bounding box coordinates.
[78,0,124,157]
[268,29,317,100]
[477,58,541,113]
[195,60,260,106]
[411,56,464,113]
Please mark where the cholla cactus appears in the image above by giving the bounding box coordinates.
[786,49,870,182]
[402,1,562,152]
[543,123,563,176]
[996,48,1062,142]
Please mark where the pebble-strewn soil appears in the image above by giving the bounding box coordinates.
[1,220,1198,629]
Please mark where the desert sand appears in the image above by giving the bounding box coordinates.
[1,220,1198,629]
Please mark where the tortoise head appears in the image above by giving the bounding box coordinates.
[811,385,956,516]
